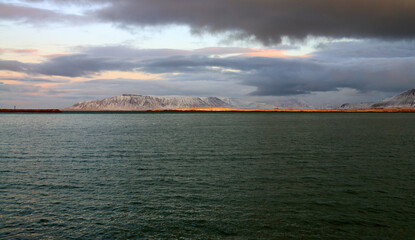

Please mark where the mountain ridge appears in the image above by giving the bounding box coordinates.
[65,94,275,110]
[340,89,415,109]
[371,89,415,108]
[64,89,415,111]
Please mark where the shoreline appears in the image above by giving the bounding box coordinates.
[0,109,61,113]
[60,108,415,113]
[2,108,415,113]
[149,108,415,112]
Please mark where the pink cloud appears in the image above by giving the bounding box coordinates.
[244,49,311,58]
[1,48,70,58]
[11,49,38,54]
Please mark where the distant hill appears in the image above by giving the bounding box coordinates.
[371,89,415,108]
[340,102,373,109]
[64,94,275,110]
[341,89,415,109]
[65,89,415,111]
[273,98,312,109]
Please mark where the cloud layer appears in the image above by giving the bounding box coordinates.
[4,0,415,43]
[2,41,415,98]
[0,2,86,24]
[100,0,415,43]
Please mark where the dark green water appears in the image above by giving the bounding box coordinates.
[1,113,414,239]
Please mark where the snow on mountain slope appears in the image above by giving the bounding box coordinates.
[371,89,415,108]
[65,94,272,110]
[340,89,415,109]
[339,102,374,109]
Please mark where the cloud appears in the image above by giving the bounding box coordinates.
[7,1,415,43]
[0,48,71,58]
[79,45,254,59]
[0,46,294,77]
[79,45,189,59]
[3,42,415,97]
[244,57,415,96]
[10,49,38,54]
[0,54,138,77]
[0,2,88,24]
[91,0,415,44]
[0,77,68,83]
[0,82,41,93]
[315,40,415,59]
[0,60,27,72]
[136,42,415,95]
[243,49,310,58]
[32,54,137,77]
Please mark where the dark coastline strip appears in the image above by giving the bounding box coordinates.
[0,109,61,113]
[5,108,413,113]
[149,108,415,113]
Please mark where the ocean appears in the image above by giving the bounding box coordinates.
[1,112,414,239]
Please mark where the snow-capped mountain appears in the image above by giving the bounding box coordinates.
[371,89,415,108]
[340,89,415,109]
[65,94,275,110]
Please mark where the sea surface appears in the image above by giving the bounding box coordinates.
[0,112,414,239]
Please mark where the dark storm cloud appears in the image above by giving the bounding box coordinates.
[91,0,415,44]
[10,0,415,43]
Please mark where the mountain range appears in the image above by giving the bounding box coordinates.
[65,89,415,110]
[65,94,275,110]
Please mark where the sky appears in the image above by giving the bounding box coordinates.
[1,0,415,108]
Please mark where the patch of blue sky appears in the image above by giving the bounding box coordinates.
[0,22,256,53]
